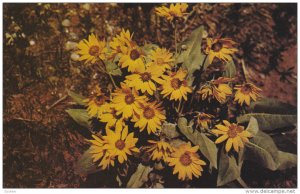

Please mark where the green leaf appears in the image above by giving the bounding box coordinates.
[237,113,296,132]
[161,122,180,139]
[176,26,209,84]
[66,109,91,128]
[245,116,259,136]
[74,147,101,176]
[67,90,87,106]
[245,133,297,171]
[217,148,240,186]
[143,43,159,55]
[177,117,218,169]
[127,164,153,188]
[244,118,297,171]
[250,98,297,115]
[104,60,122,76]
[223,60,236,78]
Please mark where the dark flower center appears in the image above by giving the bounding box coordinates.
[94,95,105,106]
[125,94,135,104]
[241,84,252,94]
[89,45,100,56]
[130,49,140,60]
[227,126,238,138]
[211,42,223,52]
[235,126,244,133]
[171,78,182,89]
[179,152,192,166]
[140,72,152,82]
[115,140,125,150]
[143,107,155,119]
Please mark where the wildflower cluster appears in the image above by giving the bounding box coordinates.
[67,3,296,187]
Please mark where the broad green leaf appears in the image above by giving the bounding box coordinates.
[244,116,259,136]
[143,43,159,55]
[245,129,297,171]
[217,148,240,186]
[250,98,297,115]
[175,26,209,85]
[66,109,91,128]
[237,113,296,132]
[177,117,218,169]
[161,122,180,139]
[67,90,87,106]
[127,164,153,188]
[223,61,236,78]
[74,147,101,175]
[104,60,122,76]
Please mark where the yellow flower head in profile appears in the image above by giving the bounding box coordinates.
[234,83,262,106]
[195,112,214,130]
[87,134,115,170]
[146,140,173,162]
[168,142,206,181]
[155,3,189,21]
[83,86,110,117]
[77,33,107,64]
[132,101,166,134]
[158,68,192,101]
[198,77,232,104]
[147,47,174,72]
[119,43,146,73]
[109,29,133,59]
[103,126,139,164]
[98,103,125,131]
[111,83,147,119]
[124,66,163,95]
[205,37,238,64]
[211,120,253,152]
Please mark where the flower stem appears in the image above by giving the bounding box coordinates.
[97,61,117,89]
[174,21,178,55]
[107,72,117,88]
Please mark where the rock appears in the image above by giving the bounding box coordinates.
[70,53,80,61]
[65,41,78,51]
[62,19,71,27]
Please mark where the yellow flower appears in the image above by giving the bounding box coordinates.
[168,142,206,181]
[102,126,139,164]
[98,104,125,131]
[76,33,107,64]
[99,152,116,170]
[119,44,146,73]
[131,101,166,134]
[205,37,238,64]
[234,83,262,106]
[195,112,214,130]
[111,83,147,119]
[124,66,163,95]
[109,29,133,59]
[87,134,115,170]
[146,140,173,162]
[158,68,192,101]
[147,47,174,72]
[155,3,188,21]
[211,120,253,152]
[197,77,232,104]
[83,86,110,117]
